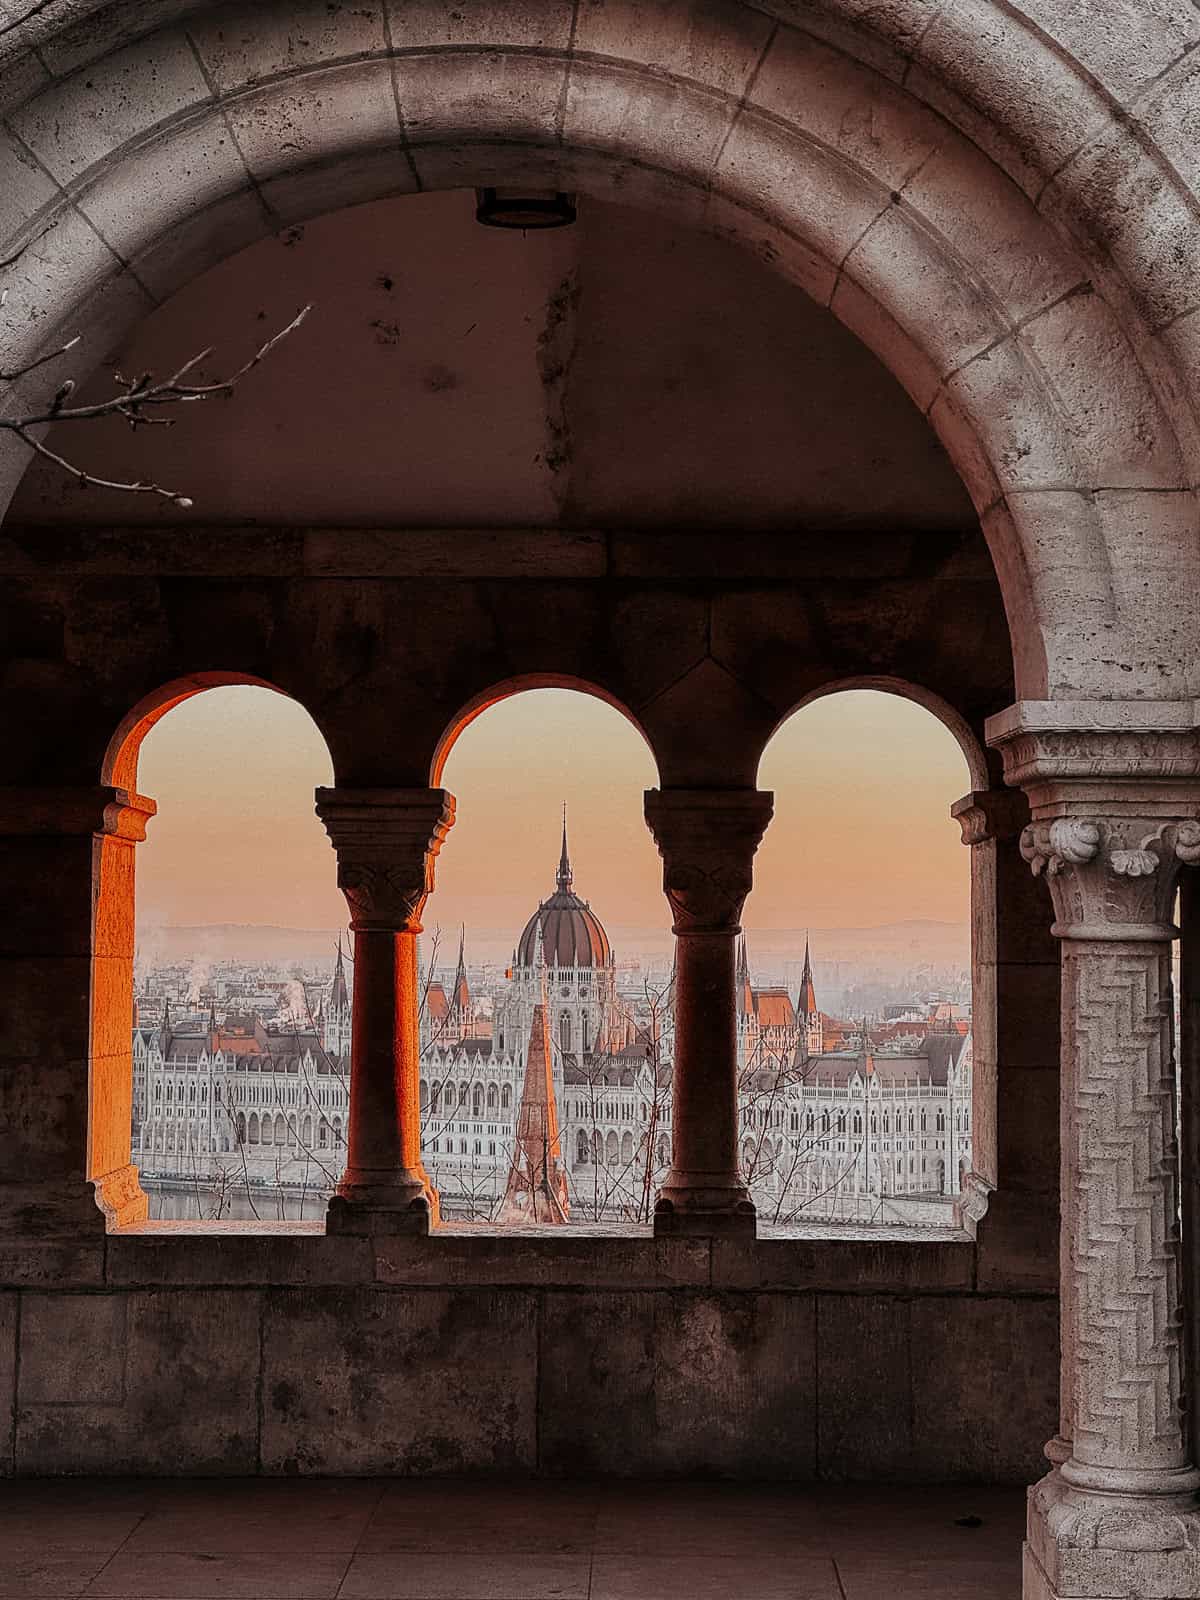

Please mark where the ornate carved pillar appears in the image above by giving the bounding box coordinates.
[988,703,1200,1600]
[0,785,156,1238]
[315,787,454,1236]
[643,788,773,1237]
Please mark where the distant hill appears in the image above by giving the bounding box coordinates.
[136,923,346,968]
[137,918,968,971]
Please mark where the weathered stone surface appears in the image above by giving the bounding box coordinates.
[16,1290,260,1473]
[539,1291,656,1475]
[375,1233,709,1290]
[653,1292,817,1477]
[0,1292,14,1475]
[817,1295,911,1480]
[260,1288,537,1474]
[910,1296,1057,1481]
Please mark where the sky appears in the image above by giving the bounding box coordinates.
[134,685,972,961]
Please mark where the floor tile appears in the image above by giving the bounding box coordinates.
[0,1551,114,1599]
[123,1481,381,1553]
[835,1555,1020,1600]
[362,1482,597,1554]
[338,1553,591,1599]
[81,1551,350,1599]
[591,1555,842,1600]
[0,1509,145,1553]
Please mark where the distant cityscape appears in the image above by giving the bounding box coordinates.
[132,824,972,1229]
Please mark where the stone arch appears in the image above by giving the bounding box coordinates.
[1,2,1196,699]
[430,676,660,789]
[760,676,988,794]
[87,675,335,1225]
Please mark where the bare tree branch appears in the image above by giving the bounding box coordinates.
[0,298,311,506]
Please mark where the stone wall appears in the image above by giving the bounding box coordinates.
[0,1230,1056,1481]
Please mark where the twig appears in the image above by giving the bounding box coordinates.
[0,303,311,505]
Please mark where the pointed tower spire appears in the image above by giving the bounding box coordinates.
[556,802,573,893]
[798,932,817,1017]
[331,933,350,1015]
[497,999,570,1224]
[452,924,471,1020]
[737,934,753,1017]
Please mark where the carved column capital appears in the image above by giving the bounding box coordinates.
[315,787,455,933]
[643,788,773,934]
[951,787,1029,845]
[1018,816,1200,939]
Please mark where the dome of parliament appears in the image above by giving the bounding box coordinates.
[517,823,611,970]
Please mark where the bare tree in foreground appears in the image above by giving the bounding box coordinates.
[0,269,310,505]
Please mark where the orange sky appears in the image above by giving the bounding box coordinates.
[134,686,971,958]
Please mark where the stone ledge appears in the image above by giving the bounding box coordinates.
[54,1221,991,1291]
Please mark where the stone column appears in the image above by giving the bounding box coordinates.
[315,787,454,1236]
[643,788,773,1237]
[952,788,1060,1288]
[0,784,156,1239]
[988,703,1200,1600]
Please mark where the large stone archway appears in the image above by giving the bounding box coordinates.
[4,7,1200,1596]
[1,0,1197,701]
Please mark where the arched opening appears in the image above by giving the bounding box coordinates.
[113,683,344,1223]
[421,685,664,1224]
[747,688,978,1232]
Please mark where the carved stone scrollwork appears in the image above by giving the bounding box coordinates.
[1019,816,1200,938]
[643,789,774,934]
[950,788,1028,846]
[1019,818,1101,878]
[315,788,455,932]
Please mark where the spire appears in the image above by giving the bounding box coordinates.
[497,1000,570,1225]
[556,802,573,893]
[798,932,817,1017]
[737,934,753,1017]
[452,925,470,1017]
[331,934,350,1014]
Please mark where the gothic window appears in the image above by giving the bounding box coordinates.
[248,1113,259,1145]
[936,1109,945,1132]
[920,1110,927,1132]
[576,1128,588,1165]
[472,1084,484,1118]
[853,1111,862,1137]
[502,1084,512,1110]
[486,1083,498,1111]
[821,1111,830,1134]
[419,1078,429,1110]
[560,1012,572,1053]
[582,1013,590,1052]
[458,1083,469,1107]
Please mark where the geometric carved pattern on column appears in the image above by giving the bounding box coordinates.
[1067,943,1185,1473]
[987,703,1200,1598]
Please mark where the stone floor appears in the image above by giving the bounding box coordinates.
[0,1477,1024,1598]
